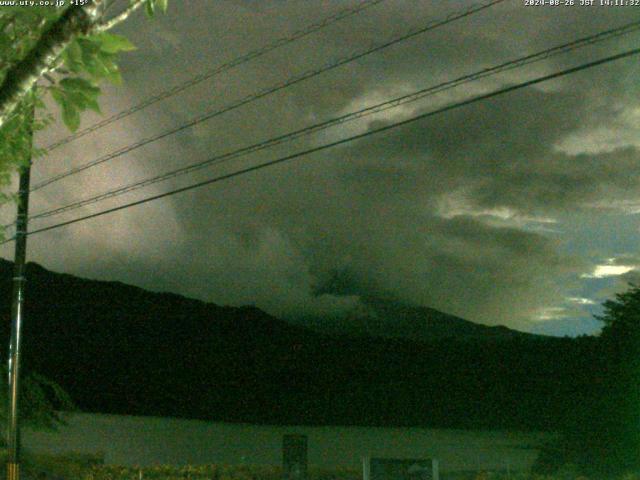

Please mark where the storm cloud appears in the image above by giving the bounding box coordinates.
[3,0,639,335]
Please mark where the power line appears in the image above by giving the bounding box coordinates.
[6,46,638,243]
[42,0,388,153]
[23,19,640,224]
[32,0,506,191]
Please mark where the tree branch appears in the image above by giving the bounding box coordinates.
[0,0,106,129]
[92,0,147,34]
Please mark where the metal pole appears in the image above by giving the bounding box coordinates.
[6,104,33,480]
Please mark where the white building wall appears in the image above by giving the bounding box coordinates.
[22,413,552,473]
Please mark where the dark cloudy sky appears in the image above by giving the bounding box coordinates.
[2,0,639,336]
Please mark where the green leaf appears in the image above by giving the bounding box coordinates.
[50,87,65,107]
[63,40,84,73]
[52,87,82,132]
[76,38,118,81]
[78,38,103,74]
[97,52,122,84]
[61,102,80,132]
[81,55,108,79]
[84,96,101,114]
[64,90,89,109]
[94,32,136,54]
[145,0,156,17]
[0,32,11,56]
[59,77,99,96]
[156,0,168,13]
[104,67,123,85]
[57,78,102,114]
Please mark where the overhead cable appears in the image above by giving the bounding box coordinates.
[7,46,637,242]
[42,0,389,152]
[32,0,505,191]
[24,20,640,223]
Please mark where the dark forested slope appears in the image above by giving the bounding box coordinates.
[0,259,593,431]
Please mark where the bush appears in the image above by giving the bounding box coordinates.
[21,451,103,479]
[82,464,359,480]
[6,455,640,480]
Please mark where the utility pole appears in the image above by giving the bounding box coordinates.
[6,102,33,480]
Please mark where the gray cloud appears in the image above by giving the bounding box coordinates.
[3,0,638,335]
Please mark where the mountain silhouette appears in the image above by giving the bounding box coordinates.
[0,259,591,431]
[291,296,537,342]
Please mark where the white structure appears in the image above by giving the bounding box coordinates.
[23,412,553,473]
